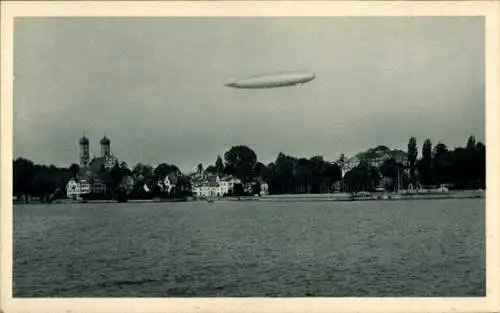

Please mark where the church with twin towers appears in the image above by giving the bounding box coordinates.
[78,134,119,179]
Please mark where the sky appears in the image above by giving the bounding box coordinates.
[13,17,485,173]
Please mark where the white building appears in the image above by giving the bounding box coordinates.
[66,179,79,198]
[66,178,91,199]
[192,175,242,198]
[192,182,219,198]
[218,176,241,195]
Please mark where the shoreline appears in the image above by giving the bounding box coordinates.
[14,190,484,205]
[195,190,484,202]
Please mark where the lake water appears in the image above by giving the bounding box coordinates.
[13,199,485,297]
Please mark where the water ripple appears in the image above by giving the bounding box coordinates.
[13,199,485,297]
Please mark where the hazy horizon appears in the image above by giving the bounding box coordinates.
[13,17,485,173]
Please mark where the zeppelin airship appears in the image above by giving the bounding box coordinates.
[225,71,315,89]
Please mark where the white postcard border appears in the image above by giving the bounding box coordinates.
[1,2,499,313]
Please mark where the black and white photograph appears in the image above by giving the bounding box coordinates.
[1,1,499,312]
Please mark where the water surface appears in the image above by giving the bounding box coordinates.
[13,199,485,297]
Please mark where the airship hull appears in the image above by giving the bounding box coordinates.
[226,72,315,89]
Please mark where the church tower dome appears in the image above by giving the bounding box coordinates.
[100,136,110,145]
[79,135,90,169]
[79,136,89,145]
[100,135,111,157]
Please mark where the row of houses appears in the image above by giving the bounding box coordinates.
[66,170,185,199]
[191,174,269,197]
[66,175,135,199]
[66,172,270,199]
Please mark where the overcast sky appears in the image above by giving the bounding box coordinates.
[13,17,484,172]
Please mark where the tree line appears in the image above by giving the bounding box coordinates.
[13,158,75,202]
[12,159,191,202]
[199,136,485,194]
[341,136,485,192]
[13,135,485,202]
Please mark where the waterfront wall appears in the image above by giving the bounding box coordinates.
[257,190,484,202]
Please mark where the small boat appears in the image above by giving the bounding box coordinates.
[207,199,214,203]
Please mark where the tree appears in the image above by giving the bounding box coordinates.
[154,163,179,181]
[68,163,80,178]
[433,142,448,157]
[261,162,276,188]
[133,163,154,185]
[422,139,432,162]
[294,157,313,193]
[132,163,142,178]
[30,165,57,201]
[260,152,343,194]
[224,145,258,183]
[205,165,218,175]
[369,165,382,190]
[475,142,486,188]
[215,155,224,174]
[253,162,266,178]
[432,142,451,185]
[379,158,401,191]
[196,163,204,175]
[419,138,433,186]
[380,158,399,179]
[120,162,129,170]
[407,137,418,183]
[310,156,325,193]
[323,162,342,192]
[273,153,295,194]
[13,158,35,197]
[466,135,476,150]
[119,162,132,177]
[12,159,75,202]
[110,163,124,190]
[170,175,191,198]
[309,156,342,193]
[343,163,380,192]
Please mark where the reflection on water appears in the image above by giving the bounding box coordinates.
[13,199,485,297]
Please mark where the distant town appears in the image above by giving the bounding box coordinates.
[13,134,485,203]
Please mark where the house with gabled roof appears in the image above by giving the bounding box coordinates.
[163,173,178,193]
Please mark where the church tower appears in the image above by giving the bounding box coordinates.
[79,135,90,169]
[100,135,111,157]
